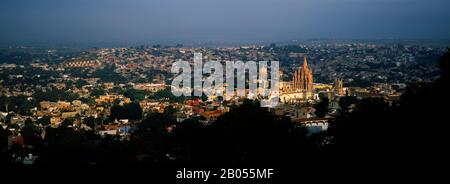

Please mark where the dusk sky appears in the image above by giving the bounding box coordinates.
[1,0,450,44]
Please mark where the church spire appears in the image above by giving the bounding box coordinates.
[290,55,313,92]
[303,56,308,70]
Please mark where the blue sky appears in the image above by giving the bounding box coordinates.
[1,0,450,44]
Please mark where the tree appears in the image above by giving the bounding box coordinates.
[110,102,143,121]
[150,88,186,103]
[37,126,100,164]
[171,118,205,161]
[21,118,41,146]
[24,118,33,126]
[0,126,12,151]
[1,95,34,115]
[326,50,450,164]
[124,89,147,101]
[0,95,9,112]
[169,100,311,164]
[65,80,73,89]
[37,116,51,126]
[75,79,89,88]
[338,96,359,113]
[33,88,80,103]
[137,113,174,134]
[314,97,329,117]
[328,97,394,155]
[61,119,73,127]
[91,88,106,97]
[163,105,177,116]
[124,102,143,120]
[129,112,175,164]
[92,64,126,83]
[84,116,96,129]
[79,97,95,105]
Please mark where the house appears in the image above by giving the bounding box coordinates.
[201,110,223,121]
[61,111,78,119]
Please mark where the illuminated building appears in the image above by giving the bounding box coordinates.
[292,56,313,92]
[280,56,318,103]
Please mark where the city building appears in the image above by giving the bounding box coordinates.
[280,56,318,103]
[292,56,314,92]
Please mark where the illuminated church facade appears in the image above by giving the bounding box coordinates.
[280,56,319,103]
[292,56,313,92]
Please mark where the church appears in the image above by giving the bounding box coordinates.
[280,56,319,103]
[292,56,314,92]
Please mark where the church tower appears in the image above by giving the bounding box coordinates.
[292,56,313,92]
